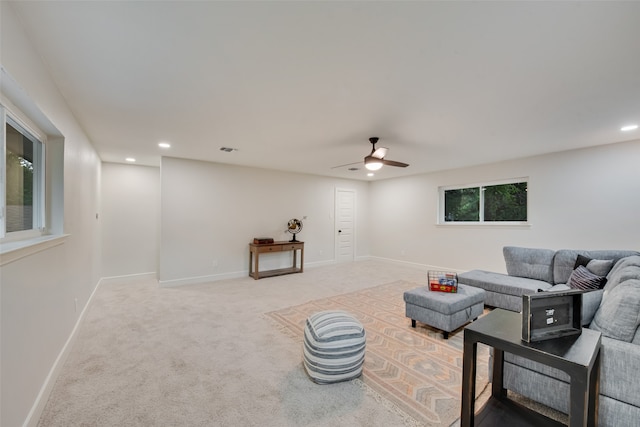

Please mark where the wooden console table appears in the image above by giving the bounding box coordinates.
[249,241,304,280]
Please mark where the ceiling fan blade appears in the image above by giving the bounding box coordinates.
[371,147,388,159]
[331,161,361,169]
[381,159,409,168]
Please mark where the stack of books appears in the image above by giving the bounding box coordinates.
[253,237,274,244]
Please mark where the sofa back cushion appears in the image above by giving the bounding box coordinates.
[603,256,640,298]
[503,246,555,284]
[553,250,640,285]
[590,279,640,342]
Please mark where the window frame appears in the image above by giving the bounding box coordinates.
[0,68,66,265]
[2,110,47,240]
[438,178,529,226]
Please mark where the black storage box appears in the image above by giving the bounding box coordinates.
[522,289,584,342]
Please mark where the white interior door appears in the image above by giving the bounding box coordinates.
[335,188,356,263]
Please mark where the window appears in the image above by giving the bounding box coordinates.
[1,107,46,239]
[439,179,528,224]
[0,69,65,263]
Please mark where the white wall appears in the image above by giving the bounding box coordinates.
[101,163,160,278]
[159,157,370,285]
[369,139,640,273]
[1,3,102,426]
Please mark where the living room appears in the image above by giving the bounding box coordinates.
[2,2,640,426]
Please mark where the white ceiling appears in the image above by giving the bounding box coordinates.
[8,1,640,180]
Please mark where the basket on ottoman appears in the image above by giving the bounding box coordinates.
[404,284,485,339]
[302,310,366,384]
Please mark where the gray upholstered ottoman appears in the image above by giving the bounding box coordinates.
[403,284,485,339]
[302,310,366,384]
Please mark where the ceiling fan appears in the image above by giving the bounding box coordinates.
[332,137,409,171]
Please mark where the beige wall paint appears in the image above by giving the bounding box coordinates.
[369,139,640,273]
[1,3,103,427]
[101,163,160,278]
[158,157,370,285]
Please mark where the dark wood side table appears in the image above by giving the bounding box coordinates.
[248,241,304,280]
[462,309,601,427]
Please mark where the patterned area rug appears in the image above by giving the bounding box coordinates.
[266,280,491,426]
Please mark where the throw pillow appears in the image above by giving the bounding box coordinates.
[573,255,615,277]
[573,254,592,269]
[567,265,607,290]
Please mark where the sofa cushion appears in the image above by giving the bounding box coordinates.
[554,250,640,285]
[582,289,604,326]
[504,352,569,382]
[598,336,640,409]
[591,279,640,342]
[633,327,640,345]
[603,256,640,299]
[607,255,640,279]
[503,246,555,283]
[458,269,552,297]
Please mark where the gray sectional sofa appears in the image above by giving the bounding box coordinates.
[458,246,638,312]
[458,246,640,426]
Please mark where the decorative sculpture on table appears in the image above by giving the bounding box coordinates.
[286,218,303,242]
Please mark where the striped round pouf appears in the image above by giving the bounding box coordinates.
[302,310,366,384]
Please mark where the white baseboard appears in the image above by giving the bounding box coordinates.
[158,270,247,287]
[367,256,465,273]
[304,259,338,268]
[23,277,103,427]
[100,271,157,285]
[159,259,343,287]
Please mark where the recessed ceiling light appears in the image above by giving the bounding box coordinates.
[219,147,237,152]
[621,124,638,132]
[125,157,136,162]
[367,173,374,177]
[158,142,171,148]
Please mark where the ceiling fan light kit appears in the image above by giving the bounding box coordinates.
[365,157,383,170]
[364,137,409,170]
[331,136,409,171]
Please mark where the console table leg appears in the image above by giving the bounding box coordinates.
[254,252,260,279]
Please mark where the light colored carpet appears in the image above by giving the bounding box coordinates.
[37,261,489,426]
[266,280,491,427]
